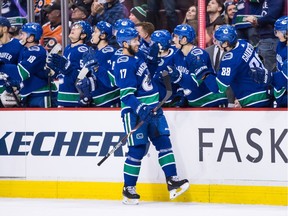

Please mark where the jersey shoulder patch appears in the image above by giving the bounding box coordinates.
[191,47,204,56]
[78,46,88,53]
[28,46,41,52]
[117,56,129,63]
[102,46,114,53]
[222,52,233,61]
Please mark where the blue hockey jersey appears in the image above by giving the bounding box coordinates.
[205,40,274,107]
[114,54,159,116]
[57,44,89,107]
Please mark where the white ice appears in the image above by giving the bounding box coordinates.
[0,198,287,216]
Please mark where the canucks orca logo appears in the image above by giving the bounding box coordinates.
[142,74,153,91]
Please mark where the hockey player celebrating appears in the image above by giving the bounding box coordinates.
[196,25,274,107]
[0,22,57,107]
[150,29,187,107]
[169,24,228,107]
[76,21,120,107]
[47,20,92,107]
[113,27,189,205]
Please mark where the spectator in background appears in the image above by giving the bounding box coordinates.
[72,0,93,14]
[206,0,225,27]
[133,0,147,7]
[87,0,129,27]
[129,4,148,24]
[1,0,27,18]
[232,0,262,47]
[245,0,285,72]
[182,5,198,44]
[224,1,236,24]
[206,0,225,47]
[35,0,53,24]
[70,3,90,22]
[41,2,62,52]
[146,0,178,32]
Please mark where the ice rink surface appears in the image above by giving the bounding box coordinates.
[0,198,287,216]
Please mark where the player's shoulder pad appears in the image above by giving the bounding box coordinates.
[222,53,233,61]
[190,48,204,56]
[77,45,89,53]
[117,56,129,63]
[115,48,123,55]
[28,45,41,52]
[102,46,114,53]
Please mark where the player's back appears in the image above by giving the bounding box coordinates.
[217,40,273,107]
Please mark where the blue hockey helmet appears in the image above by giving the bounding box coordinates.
[0,16,11,28]
[21,22,43,41]
[72,20,93,42]
[274,16,288,35]
[151,30,172,50]
[116,27,139,47]
[113,18,135,32]
[173,24,196,43]
[96,21,113,39]
[214,24,238,46]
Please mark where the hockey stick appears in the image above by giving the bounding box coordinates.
[46,43,62,108]
[97,71,172,166]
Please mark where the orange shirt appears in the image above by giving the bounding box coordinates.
[41,22,62,52]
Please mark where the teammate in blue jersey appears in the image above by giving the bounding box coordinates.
[47,21,92,107]
[150,29,187,107]
[76,21,120,107]
[0,22,57,108]
[197,25,274,108]
[249,17,287,107]
[169,24,228,107]
[113,27,189,205]
[274,16,287,71]
[0,16,23,106]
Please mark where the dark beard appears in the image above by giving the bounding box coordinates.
[127,46,137,56]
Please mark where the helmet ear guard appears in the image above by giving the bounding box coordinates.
[72,21,93,43]
[96,21,113,40]
[151,30,172,51]
[21,22,43,41]
[214,24,238,47]
[116,27,139,47]
[274,16,288,39]
[173,24,196,44]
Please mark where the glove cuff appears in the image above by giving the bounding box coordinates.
[135,103,145,114]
